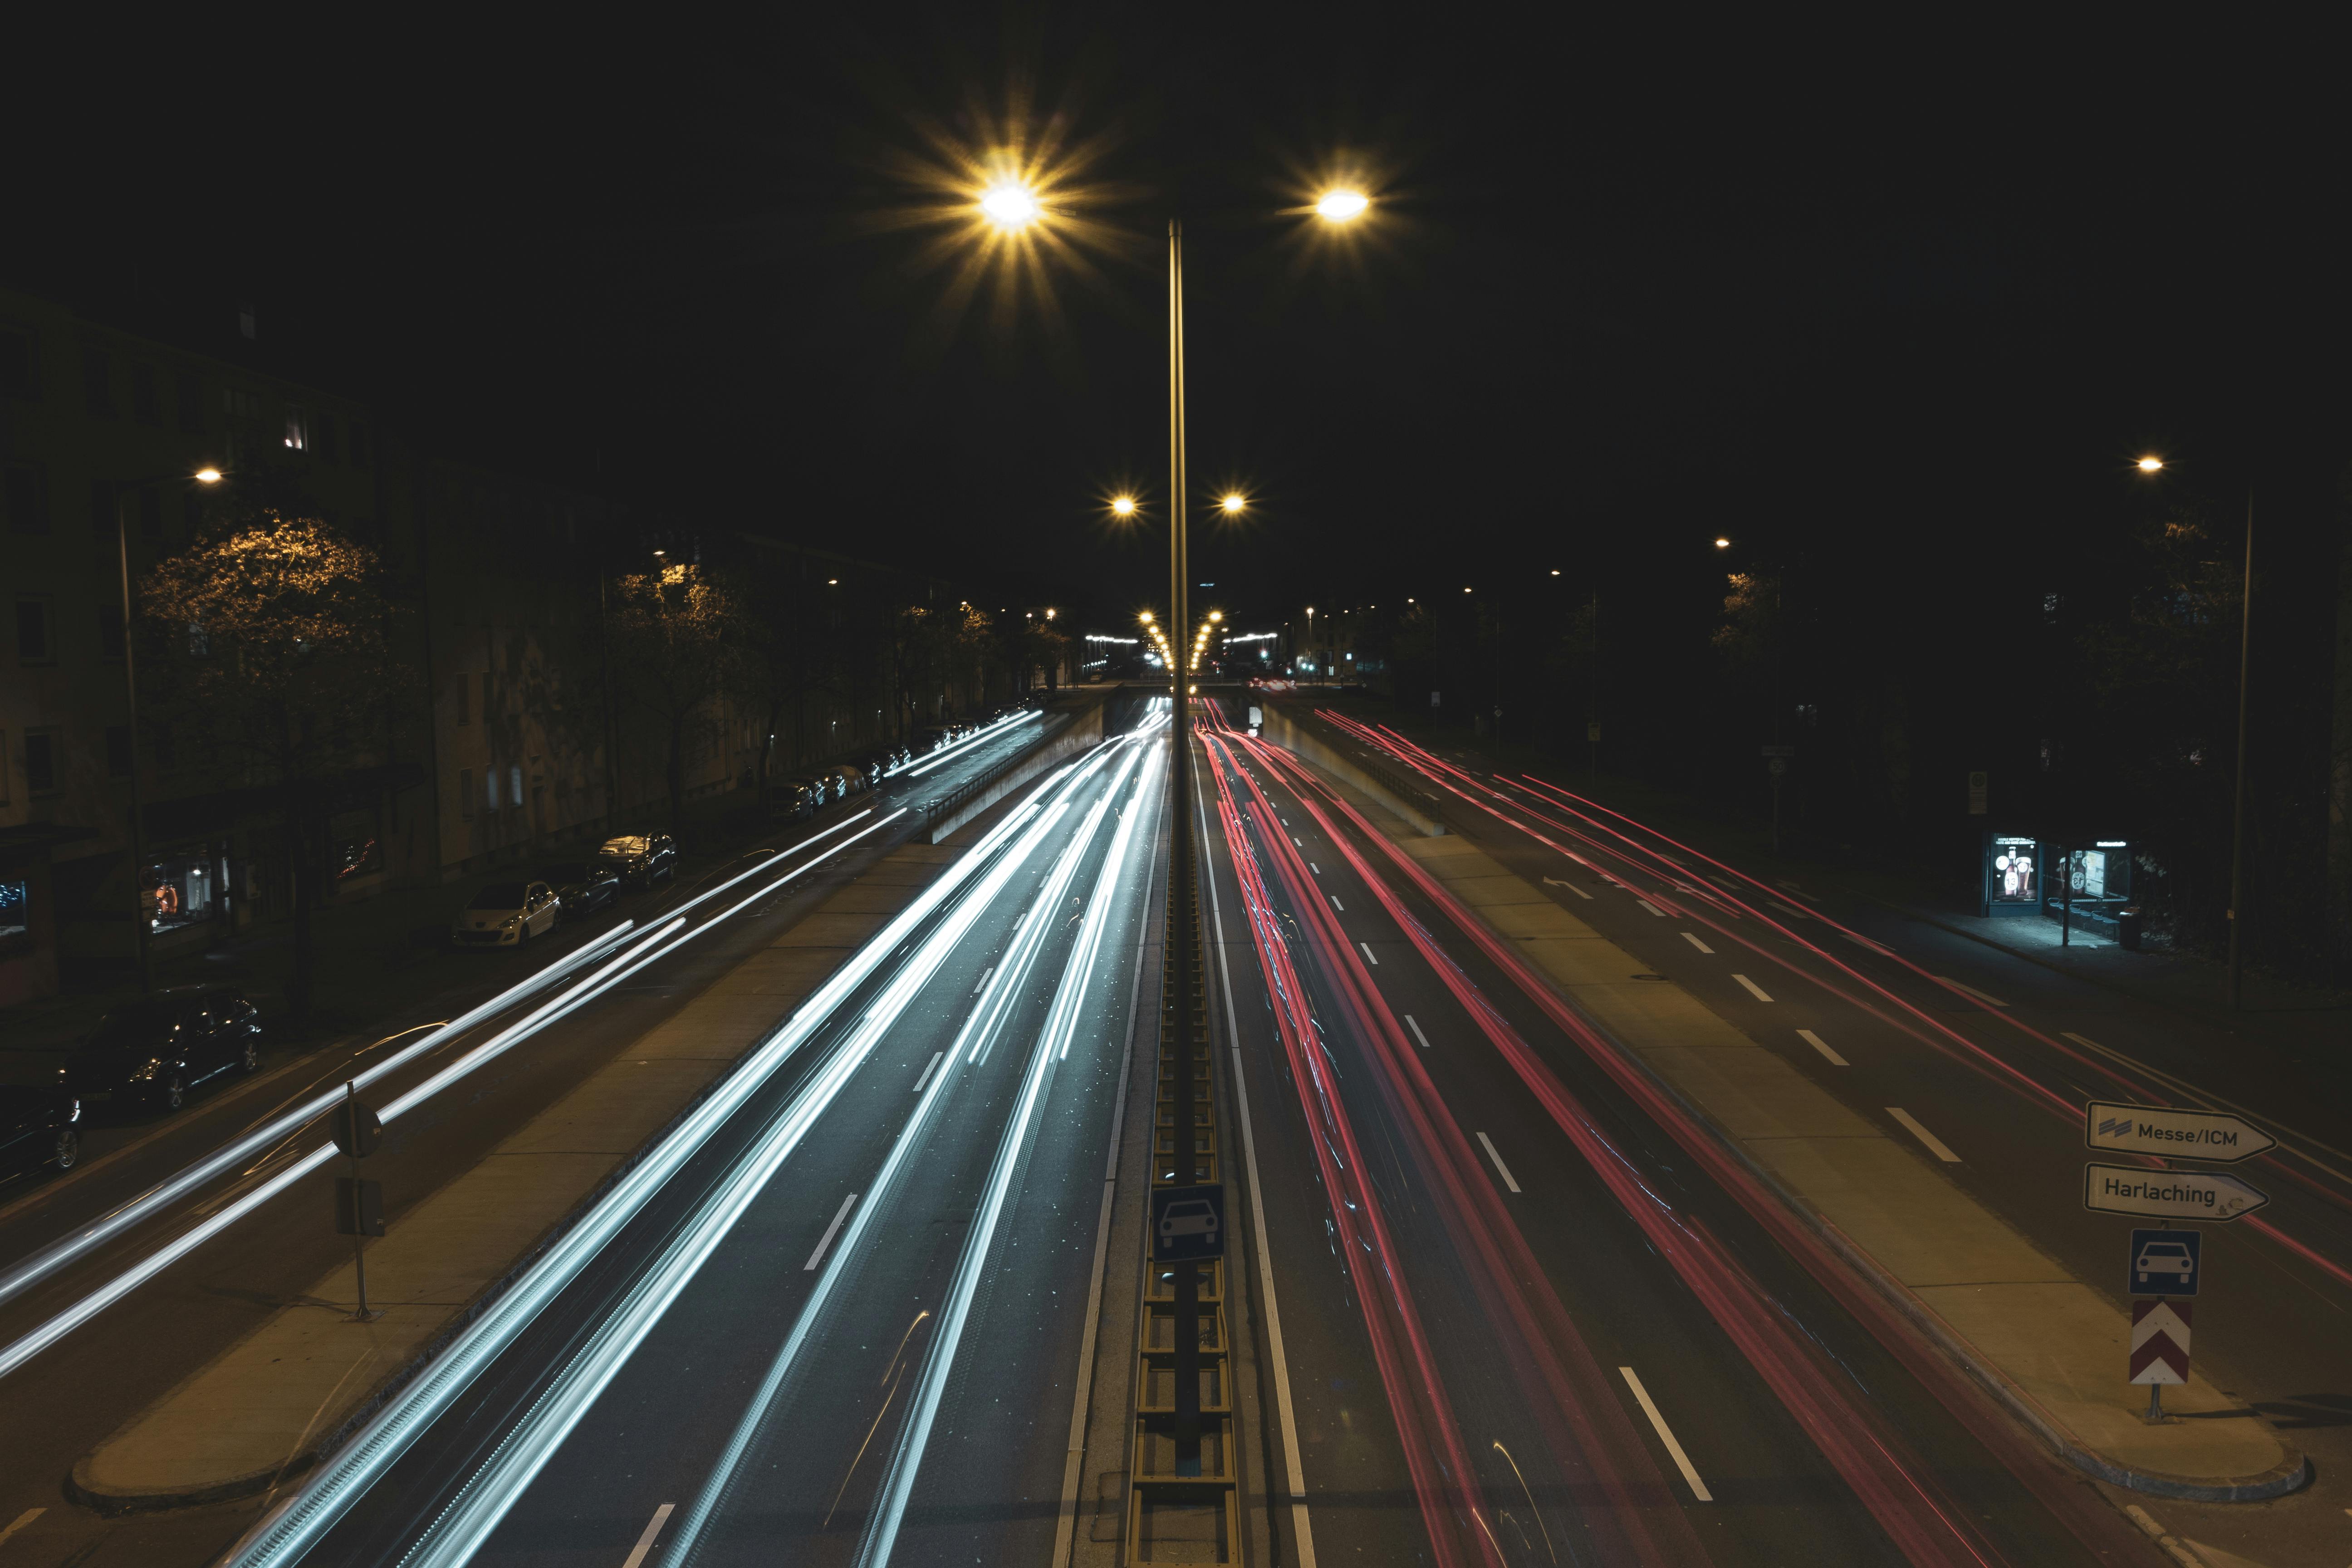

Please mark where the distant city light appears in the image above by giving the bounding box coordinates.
[1714,537,1731,550]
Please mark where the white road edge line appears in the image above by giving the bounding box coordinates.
[620,1503,673,1568]
[1680,932,1714,955]
[1732,973,1774,1002]
[1359,941,1379,966]
[1199,763,1318,1568]
[913,1051,945,1094]
[1403,1014,1433,1051]
[1887,1107,1961,1162]
[1797,1029,1848,1066]
[803,1193,859,1270]
[1936,976,2010,1008]
[0,1509,45,1549]
[1620,1366,1712,1501]
[1475,1132,1521,1193]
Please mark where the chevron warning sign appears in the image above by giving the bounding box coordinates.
[2130,1298,2192,1386]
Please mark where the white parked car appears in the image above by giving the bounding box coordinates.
[452,880,560,948]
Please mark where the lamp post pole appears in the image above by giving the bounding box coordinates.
[1165,217,1204,1454]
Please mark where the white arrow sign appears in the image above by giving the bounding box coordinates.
[2086,1102,2274,1163]
[2084,1164,2270,1222]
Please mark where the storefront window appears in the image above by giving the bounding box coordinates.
[144,850,222,933]
[330,808,382,888]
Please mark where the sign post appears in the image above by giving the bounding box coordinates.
[1761,745,1795,853]
[332,1082,385,1322]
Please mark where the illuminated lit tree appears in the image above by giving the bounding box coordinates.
[607,562,742,832]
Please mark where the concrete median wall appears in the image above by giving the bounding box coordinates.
[1258,705,1446,837]
[927,706,1106,844]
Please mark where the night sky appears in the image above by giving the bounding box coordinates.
[12,12,2344,633]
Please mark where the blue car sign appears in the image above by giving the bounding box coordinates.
[1152,1183,1225,1262]
[2128,1228,2200,1298]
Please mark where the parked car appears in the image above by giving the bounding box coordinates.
[765,780,817,820]
[598,834,678,889]
[61,986,264,1112]
[452,880,561,947]
[912,727,948,755]
[538,861,622,919]
[0,1084,82,1177]
[829,764,867,797]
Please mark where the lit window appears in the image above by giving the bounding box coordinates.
[284,408,308,451]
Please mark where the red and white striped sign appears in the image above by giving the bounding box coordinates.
[2130,1298,2192,1386]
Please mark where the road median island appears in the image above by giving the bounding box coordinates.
[65,840,962,1515]
[1276,745,2306,1506]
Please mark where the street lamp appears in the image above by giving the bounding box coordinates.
[1219,492,1246,515]
[117,466,225,994]
[1111,494,1137,518]
[1316,189,1370,221]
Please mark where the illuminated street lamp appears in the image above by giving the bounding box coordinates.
[1111,494,1137,518]
[980,180,1041,230]
[2136,455,2165,474]
[1219,492,1246,515]
[1316,189,1370,221]
[117,465,225,993]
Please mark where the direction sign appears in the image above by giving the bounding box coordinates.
[2127,1228,2201,1298]
[2085,1164,2269,1222]
[2086,1101,2274,1163]
[2129,1299,2192,1386]
[1151,1183,1225,1263]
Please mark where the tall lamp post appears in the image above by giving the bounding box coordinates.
[115,466,225,994]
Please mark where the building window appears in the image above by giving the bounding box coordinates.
[89,479,116,542]
[82,347,113,418]
[0,329,34,400]
[486,768,500,811]
[0,872,24,946]
[284,407,308,452]
[16,596,53,665]
[106,725,132,779]
[176,368,204,433]
[455,672,470,725]
[98,602,125,659]
[5,461,49,534]
[131,363,162,426]
[460,768,475,819]
[23,730,57,795]
[350,422,370,467]
[330,808,382,887]
[144,849,222,933]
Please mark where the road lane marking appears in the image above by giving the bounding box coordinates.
[804,1192,860,1270]
[1887,1108,1960,1162]
[1542,876,1594,900]
[1636,899,1666,916]
[1797,1029,1848,1066]
[1404,1014,1433,1050]
[1619,1367,1711,1502]
[621,1504,674,1568]
[0,1509,44,1548]
[1330,895,1345,912]
[1842,931,1893,955]
[1475,1132,1521,1193]
[1310,862,1320,874]
[1732,973,1773,1002]
[1936,976,2009,1007]
[1293,837,1303,847]
[1359,941,1379,965]
[913,1052,944,1093]
[1680,932,1714,955]
[1769,900,1812,920]
[972,965,994,994]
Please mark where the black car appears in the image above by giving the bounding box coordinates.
[61,987,264,1112]
[0,1084,81,1179]
[598,833,678,890]
[765,780,818,820]
[538,861,622,918]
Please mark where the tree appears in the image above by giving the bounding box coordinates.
[607,562,741,833]
[139,488,401,1024]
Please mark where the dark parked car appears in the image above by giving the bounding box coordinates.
[61,987,263,1112]
[0,1085,81,1178]
[765,780,817,820]
[538,861,622,918]
[598,833,678,889]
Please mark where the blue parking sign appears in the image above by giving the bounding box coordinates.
[2128,1228,2200,1298]
[1152,1184,1225,1263]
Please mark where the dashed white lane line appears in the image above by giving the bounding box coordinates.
[1293,837,1303,847]
[1636,899,1667,916]
[1619,1367,1712,1502]
[1359,942,1379,966]
[1937,976,2010,1008]
[913,1051,945,1094]
[803,1192,860,1270]
[0,1509,46,1549]
[621,1503,675,1568]
[1310,862,1321,875]
[1680,932,1714,955]
[1887,1107,1961,1162]
[1732,973,1774,1002]
[972,965,994,994]
[1330,895,1345,912]
[1543,876,1594,900]
[1404,1014,1433,1050]
[1842,932,1894,956]
[1797,1029,1848,1066]
[1475,1132,1521,1193]
[1769,900,1813,920]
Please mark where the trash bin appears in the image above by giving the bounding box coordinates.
[2117,906,2143,951]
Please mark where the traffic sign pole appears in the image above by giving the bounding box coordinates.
[340,1081,381,1323]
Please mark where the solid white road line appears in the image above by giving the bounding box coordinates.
[1330,895,1345,912]
[1637,899,1666,916]
[1404,1014,1433,1051]
[1359,941,1379,966]
[1680,932,1714,955]
[1542,876,1594,900]
[1475,1132,1521,1193]
[913,1052,945,1093]
[0,1509,44,1548]
[1887,1107,1961,1162]
[1797,1029,1848,1066]
[1732,973,1774,1002]
[620,1503,673,1568]
[1620,1367,1712,1501]
[803,1193,860,1270]
[1200,771,1318,1568]
[1937,976,2010,1008]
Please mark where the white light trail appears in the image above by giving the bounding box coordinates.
[900,710,1043,779]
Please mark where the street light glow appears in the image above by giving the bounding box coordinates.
[980,181,1041,230]
[194,468,223,484]
[1219,493,1246,514]
[1111,494,1137,517]
[1316,189,1370,222]
[2136,455,2166,473]
[1714,536,1731,549]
